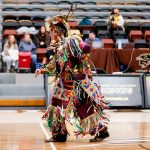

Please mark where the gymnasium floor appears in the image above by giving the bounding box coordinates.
[0,109,150,150]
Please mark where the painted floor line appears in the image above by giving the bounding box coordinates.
[39,121,57,150]
[61,143,104,148]
[61,138,150,148]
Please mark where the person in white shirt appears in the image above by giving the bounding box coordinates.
[107,8,124,37]
[2,35,19,72]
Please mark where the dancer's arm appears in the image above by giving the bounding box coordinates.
[83,54,92,80]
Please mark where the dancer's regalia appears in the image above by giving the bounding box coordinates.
[36,14,110,142]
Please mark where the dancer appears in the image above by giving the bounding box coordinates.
[35,15,110,142]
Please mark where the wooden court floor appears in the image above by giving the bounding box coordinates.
[0,109,150,150]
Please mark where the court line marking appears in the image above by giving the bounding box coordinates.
[60,138,150,148]
[61,143,104,148]
[106,139,150,144]
[39,121,57,150]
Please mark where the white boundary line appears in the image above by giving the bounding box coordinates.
[61,143,103,148]
[39,121,57,150]
[60,139,150,149]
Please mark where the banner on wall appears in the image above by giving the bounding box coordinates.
[46,74,144,108]
[93,74,144,107]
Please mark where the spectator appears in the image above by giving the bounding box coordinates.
[19,33,37,71]
[85,30,100,43]
[2,35,19,72]
[107,8,124,36]
[35,26,50,48]
[85,31,103,48]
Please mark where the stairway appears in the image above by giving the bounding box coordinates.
[0,73,46,107]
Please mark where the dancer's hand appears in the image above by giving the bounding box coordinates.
[88,75,93,81]
[35,69,41,77]
[40,41,44,45]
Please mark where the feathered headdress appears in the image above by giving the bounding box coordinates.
[45,4,77,36]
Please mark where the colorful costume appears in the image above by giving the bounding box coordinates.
[39,15,110,142]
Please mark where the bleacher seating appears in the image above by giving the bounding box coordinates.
[18,16,32,27]
[134,39,149,48]
[102,38,114,48]
[0,0,150,63]
[2,1,150,21]
[144,31,150,42]
[3,29,17,37]
[94,21,108,31]
[125,22,141,33]
[113,30,127,41]
[32,16,45,28]
[129,30,143,42]
[3,15,18,29]
[68,21,78,28]
[97,30,111,39]
[141,22,150,33]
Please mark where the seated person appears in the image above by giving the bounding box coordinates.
[85,31,102,48]
[2,35,19,72]
[19,33,37,71]
[35,26,50,48]
[107,8,124,36]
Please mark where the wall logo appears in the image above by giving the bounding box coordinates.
[136,53,150,68]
